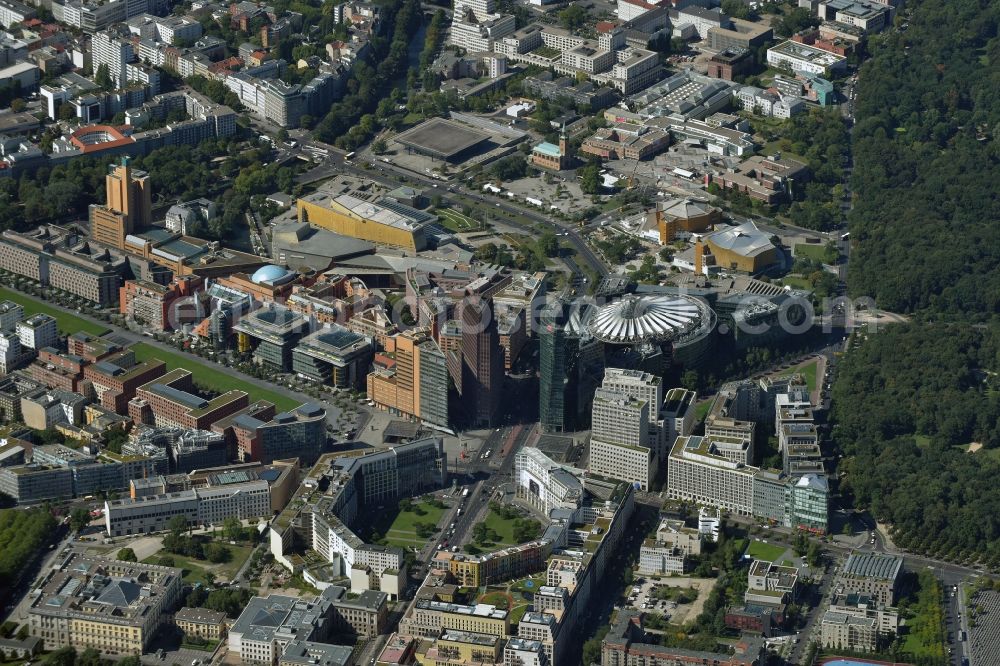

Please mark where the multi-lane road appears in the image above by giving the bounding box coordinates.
[355,425,533,665]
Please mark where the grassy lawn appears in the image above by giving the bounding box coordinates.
[0,287,109,336]
[779,358,819,392]
[780,276,813,290]
[143,553,215,586]
[694,399,713,423]
[130,343,299,412]
[212,542,255,580]
[438,208,478,232]
[745,540,788,562]
[141,540,253,585]
[182,639,221,652]
[478,591,511,608]
[794,243,837,264]
[482,509,518,546]
[651,585,697,603]
[383,501,447,549]
[509,603,529,625]
[975,446,1000,461]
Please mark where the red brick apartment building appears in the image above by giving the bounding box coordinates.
[83,351,167,413]
[131,368,249,430]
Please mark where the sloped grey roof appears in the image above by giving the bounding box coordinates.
[96,579,141,607]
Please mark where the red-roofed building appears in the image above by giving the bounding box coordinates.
[792,29,855,57]
[374,353,396,371]
[247,50,269,66]
[68,125,135,155]
[208,56,243,74]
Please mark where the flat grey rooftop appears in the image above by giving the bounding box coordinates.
[395,117,491,159]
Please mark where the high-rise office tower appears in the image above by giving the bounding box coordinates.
[366,329,450,430]
[538,300,603,433]
[417,339,449,430]
[90,158,152,249]
[589,387,653,489]
[539,306,572,433]
[461,298,504,427]
[601,367,666,461]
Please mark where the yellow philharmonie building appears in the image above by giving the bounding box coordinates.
[297,190,431,252]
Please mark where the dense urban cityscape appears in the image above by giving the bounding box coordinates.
[0,0,992,664]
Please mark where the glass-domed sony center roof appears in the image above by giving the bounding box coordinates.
[587,294,712,345]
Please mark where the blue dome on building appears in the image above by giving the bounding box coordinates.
[251,264,294,285]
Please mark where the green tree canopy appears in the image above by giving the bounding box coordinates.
[116,548,137,562]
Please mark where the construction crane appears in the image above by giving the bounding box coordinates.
[626,158,641,190]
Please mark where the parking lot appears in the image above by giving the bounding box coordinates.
[623,576,715,624]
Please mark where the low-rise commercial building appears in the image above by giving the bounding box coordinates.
[821,611,877,652]
[580,123,670,160]
[131,368,249,430]
[168,429,228,473]
[270,439,446,597]
[83,350,167,414]
[400,599,510,638]
[104,478,271,536]
[174,607,227,641]
[745,559,798,607]
[706,46,753,81]
[234,304,309,372]
[0,463,74,503]
[232,403,327,464]
[431,541,551,587]
[816,0,890,32]
[228,587,387,664]
[707,18,773,51]
[0,225,129,306]
[639,518,703,575]
[820,592,898,653]
[767,39,847,76]
[835,552,903,607]
[17,314,58,351]
[21,391,86,430]
[602,610,764,665]
[523,72,618,110]
[27,554,182,655]
[292,326,372,388]
[423,629,503,665]
[0,374,44,423]
[119,275,203,332]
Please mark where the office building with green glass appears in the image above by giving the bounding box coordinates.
[538,302,602,433]
[292,325,373,388]
[234,304,309,371]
